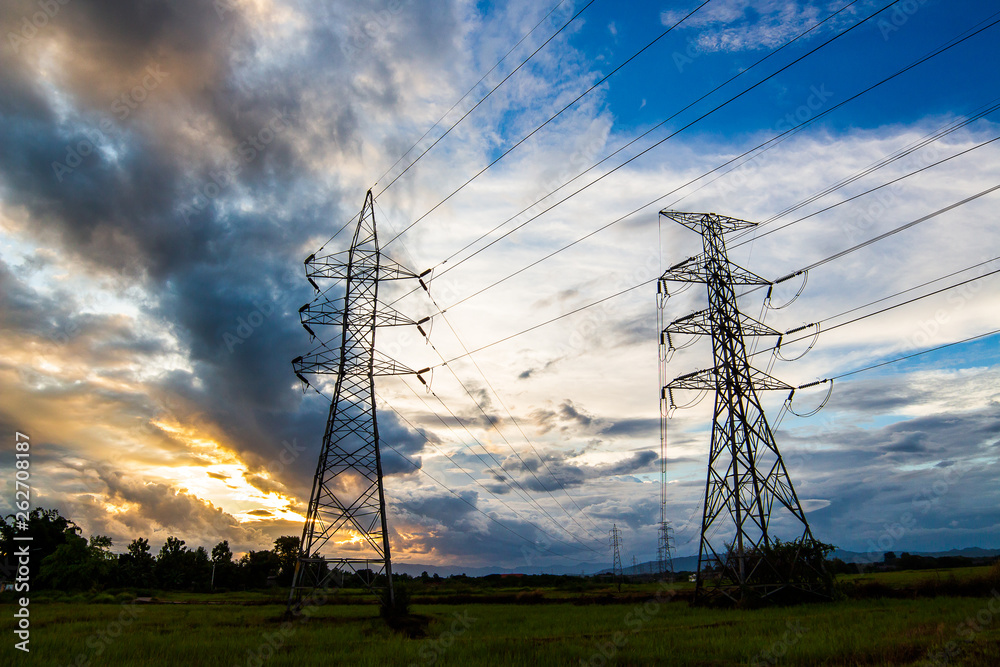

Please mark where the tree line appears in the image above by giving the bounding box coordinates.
[0,508,299,592]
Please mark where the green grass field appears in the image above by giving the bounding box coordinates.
[4,567,1000,666]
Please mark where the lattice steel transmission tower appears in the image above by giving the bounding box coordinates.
[609,524,623,591]
[659,210,818,603]
[657,520,674,580]
[288,190,423,610]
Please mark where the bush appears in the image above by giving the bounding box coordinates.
[706,537,837,605]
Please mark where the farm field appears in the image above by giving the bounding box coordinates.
[5,567,999,666]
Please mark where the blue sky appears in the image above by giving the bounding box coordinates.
[578,0,1000,135]
[0,0,998,570]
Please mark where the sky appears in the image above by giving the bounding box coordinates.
[1,0,998,572]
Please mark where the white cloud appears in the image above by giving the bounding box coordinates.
[662,0,874,53]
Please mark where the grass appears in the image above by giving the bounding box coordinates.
[4,566,999,665]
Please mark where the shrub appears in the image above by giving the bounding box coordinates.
[379,582,411,620]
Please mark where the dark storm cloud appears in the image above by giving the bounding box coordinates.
[392,488,595,566]
[602,417,660,438]
[380,408,437,475]
[532,400,598,434]
[769,399,1000,552]
[0,255,172,363]
[532,400,660,439]
[827,380,935,414]
[0,0,468,545]
[95,467,243,537]
[517,449,659,493]
[396,490,477,523]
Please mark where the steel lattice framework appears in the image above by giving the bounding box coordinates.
[609,524,623,592]
[288,190,421,609]
[656,520,674,579]
[659,211,817,603]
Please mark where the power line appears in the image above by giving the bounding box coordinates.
[386,7,999,311]
[377,394,602,564]
[772,183,1000,280]
[381,0,718,247]
[435,153,999,318]
[827,328,1000,381]
[375,0,600,197]
[808,256,1000,324]
[418,188,1000,369]
[307,1,593,255]
[376,228,609,545]
[402,375,605,554]
[389,379,603,555]
[407,376,596,553]
[414,316,608,546]
[374,0,573,189]
[756,264,1000,359]
[431,307,607,539]
[294,373,603,562]
[758,106,1000,227]
[421,0,867,277]
[730,134,1000,251]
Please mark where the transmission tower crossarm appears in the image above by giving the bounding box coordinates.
[660,210,758,233]
[300,299,421,328]
[292,350,425,377]
[306,249,418,282]
[665,366,793,392]
[663,309,781,338]
[660,255,771,286]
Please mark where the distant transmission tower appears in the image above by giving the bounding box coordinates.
[609,524,623,591]
[659,211,818,603]
[288,190,423,610]
[656,289,676,583]
[657,520,675,580]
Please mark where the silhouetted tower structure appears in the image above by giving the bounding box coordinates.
[288,190,423,610]
[659,211,815,603]
[609,524,623,591]
[657,520,675,579]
